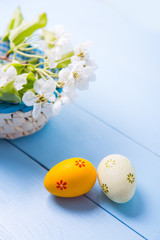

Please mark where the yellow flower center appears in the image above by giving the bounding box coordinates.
[73,71,80,80]
[36,94,47,103]
[77,51,85,59]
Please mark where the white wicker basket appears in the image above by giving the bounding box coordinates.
[0,110,50,139]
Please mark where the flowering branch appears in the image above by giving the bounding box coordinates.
[0,55,12,62]
[0,8,96,119]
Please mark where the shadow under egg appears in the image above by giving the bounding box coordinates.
[47,194,98,213]
[99,187,145,218]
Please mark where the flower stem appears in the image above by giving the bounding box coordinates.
[55,89,61,97]
[44,69,58,77]
[38,71,48,81]
[19,46,39,51]
[35,61,48,67]
[56,57,71,63]
[35,68,58,79]
[16,50,45,59]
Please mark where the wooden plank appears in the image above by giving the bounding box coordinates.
[10,104,160,240]
[0,140,142,240]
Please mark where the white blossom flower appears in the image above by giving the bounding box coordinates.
[34,78,56,101]
[71,41,97,72]
[22,78,56,118]
[51,87,76,116]
[58,61,93,90]
[48,25,72,53]
[40,25,73,68]
[71,41,91,63]
[0,65,26,90]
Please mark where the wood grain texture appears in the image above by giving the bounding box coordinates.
[0,140,142,240]
[10,104,160,240]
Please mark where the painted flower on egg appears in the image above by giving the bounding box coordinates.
[127,173,135,184]
[105,159,116,168]
[75,160,85,168]
[101,183,109,194]
[56,180,67,190]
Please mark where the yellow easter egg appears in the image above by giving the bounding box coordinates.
[44,158,97,197]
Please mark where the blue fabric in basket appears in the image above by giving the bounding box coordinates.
[0,103,33,114]
[0,41,41,114]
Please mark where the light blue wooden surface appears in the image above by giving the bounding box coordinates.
[0,0,160,239]
[10,105,160,240]
[0,140,143,240]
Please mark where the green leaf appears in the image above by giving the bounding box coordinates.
[6,63,24,75]
[56,51,74,68]
[28,58,39,65]
[56,58,71,68]
[13,7,23,29]
[18,72,36,98]
[61,51,74,60]
[9,13,47,47]
[2,7,23,41]
[0,81,21,103]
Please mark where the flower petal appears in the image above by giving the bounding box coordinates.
[58,68,70,83]
[14,75,27,90]
[6,65,17,81]
[52,100,62,116]
[43,79,56,96]
[22,91,38,106]
[51,25,65,37]
[34,78,45,94]
[32,103,41,119]
[34,78,56,97]
[39,40,48,52]
[42,102,52,117]
[47,94,56,102]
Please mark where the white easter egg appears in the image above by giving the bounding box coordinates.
[97,154,136,203]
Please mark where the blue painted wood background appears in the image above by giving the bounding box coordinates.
[0,0,160,239]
